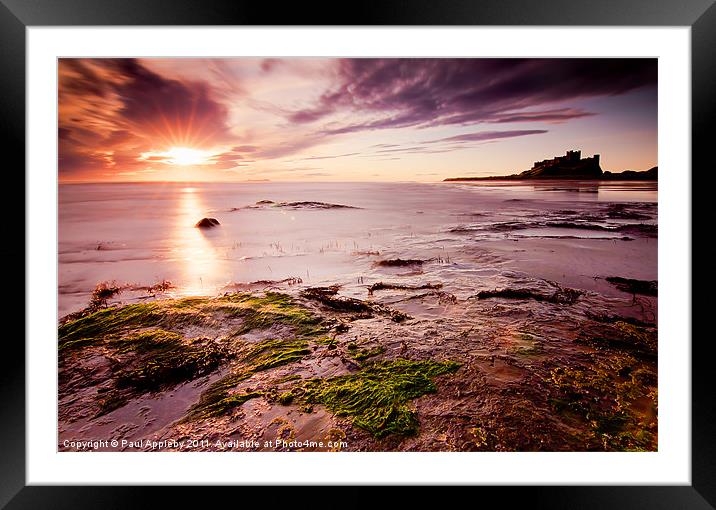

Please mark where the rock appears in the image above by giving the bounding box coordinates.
[195,217,220,228]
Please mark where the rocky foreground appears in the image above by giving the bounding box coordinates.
[59,277,657,452]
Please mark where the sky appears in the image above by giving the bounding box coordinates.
[58,58,657,183]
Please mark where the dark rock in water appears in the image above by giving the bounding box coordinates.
[236,200,360,210]
[282,201,358,209]
[375,258,425,267]
[605,277,657,296]
[300,286,411,322]
[195,217,220,228]
[615,223,658,238]
[604,204,651,220]
[473,285,583,305]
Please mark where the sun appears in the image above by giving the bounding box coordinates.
[163,147,212,166]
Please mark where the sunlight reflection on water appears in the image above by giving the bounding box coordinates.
[173,186,226,295]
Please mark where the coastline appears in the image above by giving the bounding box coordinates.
[58,181,658,452]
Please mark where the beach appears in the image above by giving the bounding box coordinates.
[58,180,658,451]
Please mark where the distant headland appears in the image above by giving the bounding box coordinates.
[444,150,657,181]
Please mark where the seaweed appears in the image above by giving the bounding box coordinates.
[60,302,169,348]
[605,277,658,296]
[367,281,442,295]
[58,292,327,418]
[548,353,657,451]
[375,258,425,267]
[584,311,655,328]
[250,277,303,286]
[280,201,359,209]
[348,345,386,362]
[85,328,227,416]
[211,292,326,337]
[300,286,411,322]
[113,330,226,392]
[300,286,372,313]
[605,204,651,220]
[241,200,360,210]
[282,358,460,438]
[58,297,215,351]
[577,321,657,358]
[182,338,311,421]
[473,284,582,305]
[89,281,125,309]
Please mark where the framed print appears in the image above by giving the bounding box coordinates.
[4,0,712,505]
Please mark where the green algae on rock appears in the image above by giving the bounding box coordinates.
[59,292,326,419]
[58,299,211,351]
[576,320,657,358]
[113,330,226,391]
[281,358,460,438]
[548,353,657,451]
[59,292,325,353]
[347,344,386,362]
[182,337,312,422]
[210,291,326,336]
[89,328,226,417]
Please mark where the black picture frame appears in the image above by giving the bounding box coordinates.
[3,0,711,505]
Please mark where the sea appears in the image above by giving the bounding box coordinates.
[58,180,657,319]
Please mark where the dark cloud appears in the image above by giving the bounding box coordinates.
[107,59,231,145]
[490,109,595,124]
[290,58,656,134]
[58,58,232,177]
[352,130,547,159]
[58,58,113,98]
[425,129,548,144]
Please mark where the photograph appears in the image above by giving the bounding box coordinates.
[57,57,658,453]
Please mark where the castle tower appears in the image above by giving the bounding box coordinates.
[566,150,581,161]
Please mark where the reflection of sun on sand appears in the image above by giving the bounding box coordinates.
[174,186,226,295]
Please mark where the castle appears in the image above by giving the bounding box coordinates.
[518,150,602,178]
[444,149,656,181]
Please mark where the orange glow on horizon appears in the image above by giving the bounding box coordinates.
[144,147,217,166]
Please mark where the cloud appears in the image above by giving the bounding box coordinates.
[58,57,657,181]
[58,58,232,177]
[490,108,595,124]
[293,152,360,161]
[109,59,231,146]
[289,59,656,134]
[352,129,548,158]
[424,129,548,144]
